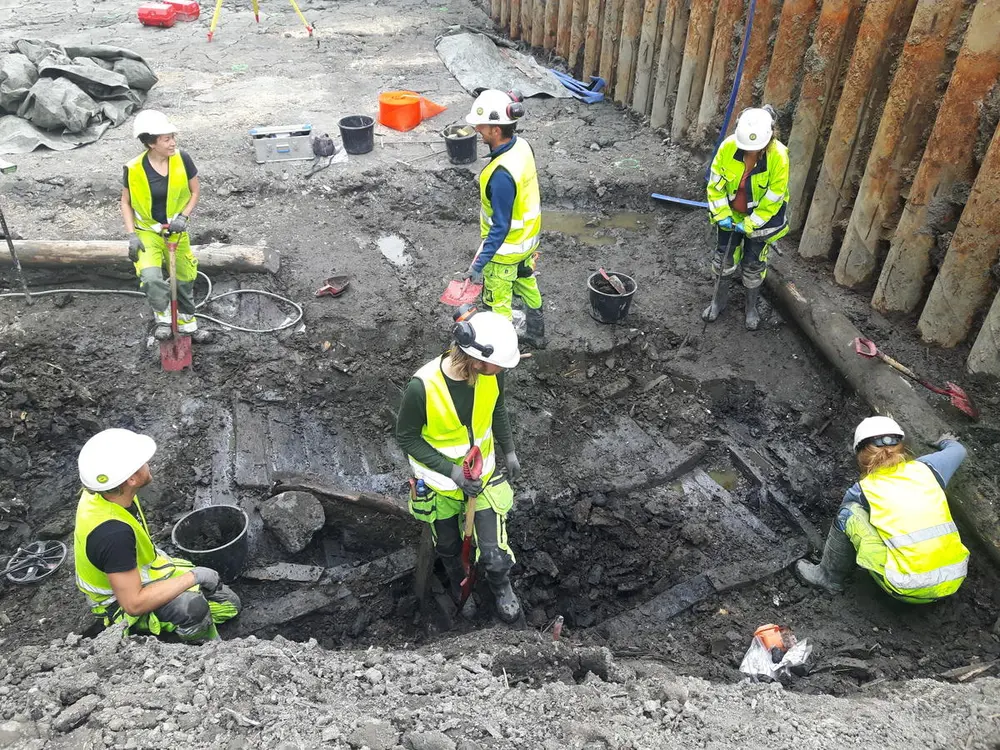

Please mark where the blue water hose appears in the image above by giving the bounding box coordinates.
[652,0,758,209]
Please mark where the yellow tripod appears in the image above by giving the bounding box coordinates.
[207,0,313,41]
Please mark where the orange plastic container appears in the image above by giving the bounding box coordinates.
[379,91,423,132]
[754,624,795,654]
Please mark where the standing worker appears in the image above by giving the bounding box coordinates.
[463,90,546,349]
[396,307,523,622]
[121,110,210,343]
[703,106,789,331]
[797,417,969,603]
[74,428,241,641]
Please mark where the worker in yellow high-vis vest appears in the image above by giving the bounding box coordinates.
[121,110,210,343]
[797,416,969,603]
[463,90,545,349]
[395,308,523,623]
[74,429,241,641]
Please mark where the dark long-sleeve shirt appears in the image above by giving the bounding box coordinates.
[473,138,518,273]
[395,367,514,476]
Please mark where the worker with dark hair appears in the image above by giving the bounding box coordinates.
[463,90,546,349]
[797,416,969,603]
[121,110,209,342]
[704,105,789,330]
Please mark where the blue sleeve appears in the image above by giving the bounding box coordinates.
[841,482,865,510]
[474,169,516,272]
[917,440,967,488]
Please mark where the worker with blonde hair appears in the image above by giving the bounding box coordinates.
[395,307,523,622]
[797,416,969,603]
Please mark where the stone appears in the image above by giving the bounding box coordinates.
[407,730,457,750]
[530,551,560,578]
[0,720,37,747]
[364,668,384,684]
[259,491,326,553]
[59,671,99,705]
[52,695,100,733]
[347,719,398,750]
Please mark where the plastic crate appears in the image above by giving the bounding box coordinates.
[137,3,177,26]
[163,0,199,21]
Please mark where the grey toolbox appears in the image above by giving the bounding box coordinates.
[249,124,313,163]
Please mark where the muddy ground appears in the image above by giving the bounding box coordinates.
[1,0,999,740]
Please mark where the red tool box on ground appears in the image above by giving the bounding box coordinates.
[137,3,177,26]
[163,0,200,21]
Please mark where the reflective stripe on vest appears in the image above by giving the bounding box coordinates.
[126,151,190,232]
[706,135,790,241]
[406,356,498,492]
[73,490,178,608]
[860,460,969,599]
[479,137,542,264]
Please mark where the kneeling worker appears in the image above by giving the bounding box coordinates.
[396,308,523,622]
[74,428,241,640]
[797,417,969,603]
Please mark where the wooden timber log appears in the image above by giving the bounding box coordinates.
[270,472,412,520]
[0,239,279,274]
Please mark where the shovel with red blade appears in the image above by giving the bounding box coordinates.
[852,337,979,419]
[457,445,484,613]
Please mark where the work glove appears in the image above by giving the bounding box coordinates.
[192,566,220,593]
[127,233,144,263]
[464,266,484,286]
[504,451,521,482]
[167,214,189,235]
[734,221,751,235]
[717,216,734,231]
[450,464,484,497]
[934,432,960,448]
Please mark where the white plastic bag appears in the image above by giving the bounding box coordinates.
[739,636,812,682]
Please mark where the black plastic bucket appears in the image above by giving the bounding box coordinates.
[338,115,374,155]
[588,271,637,324]
[442,124,477,165]
[171,505,249,583]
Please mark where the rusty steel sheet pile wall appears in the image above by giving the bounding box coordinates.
[488,0,1000,375]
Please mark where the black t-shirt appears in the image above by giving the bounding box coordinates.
[122,150,198,225]
[85,503,141,575]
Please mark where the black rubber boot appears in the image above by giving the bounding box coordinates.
[744,285,761,331]
[153,323,172,341]
[701,279,730,322]
[486,570,521,623]
[795,525,856,594]
[440,555,477,618]
[522,307,547,349]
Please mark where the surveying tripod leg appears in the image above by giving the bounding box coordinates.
[287,0,313,34]
[207,0,224,40]
[251,0,259,22]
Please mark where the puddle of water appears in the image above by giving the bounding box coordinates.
[378,235,412,267]
[544,211,655,247]
[707,469,740,491]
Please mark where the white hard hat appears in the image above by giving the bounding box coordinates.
[456,310,521,368]
[853,416,904,452]
[133,110,177,140]
[79,428,157,492]
[734,107,773,151]
[466,90,522,126]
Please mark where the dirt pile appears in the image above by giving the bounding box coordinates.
[1,626,998,749]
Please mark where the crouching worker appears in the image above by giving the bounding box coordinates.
[396,307,523,622]
[797,417,969,603]
[74,429,241,641]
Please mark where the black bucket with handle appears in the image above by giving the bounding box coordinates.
[171,505,249,583]
[588,271,637,323]
[338,115,375,155]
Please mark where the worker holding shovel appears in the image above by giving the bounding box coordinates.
[121,110,210,343]
[73,429,241,641]
[703,106,789,331]
[462,90,546,349]
[796,417,970,603]
[395,307,523,623]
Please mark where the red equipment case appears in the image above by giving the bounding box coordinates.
[164,0,200,21]
[137,3,177,26]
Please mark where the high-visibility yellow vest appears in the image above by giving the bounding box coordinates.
[73,490,183,612]
[860,460,969,601]
[479,137,542,264]
[707,135,789,242]
[407,356,498,496]
[126,151,190,232]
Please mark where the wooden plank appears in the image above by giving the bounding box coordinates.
[544,0,559,50]
[630,0,662,115]
[598,0,625,93]
[557,0,573,57]
[270,471,412,519]
[510,0,521,37]
[521,0,533,42]
[532,0,546,47]
[234,400,270,489]
[604,440,709,495]
[501,0,510,33]
[1,239,279,274]
[491,0,501,22]
[568,0,588,72]
[614,0,644,104]
[648,0,689,130]
[694,0,744,141]
[582,0,604,76]
[670,0,715,142]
